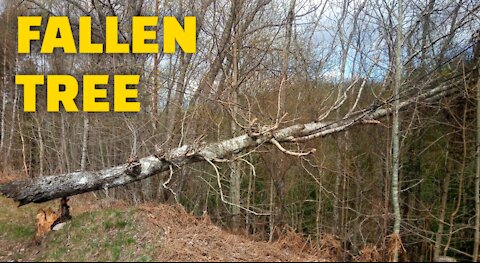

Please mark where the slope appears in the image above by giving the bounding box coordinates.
[0,196,325,262]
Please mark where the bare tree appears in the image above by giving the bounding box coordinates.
[1,1,480,260]
[391,0,404,261]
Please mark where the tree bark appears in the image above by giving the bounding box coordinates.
[80,114,89,172]
[229,26,242,231]
[0,5,9,154]
[0,83,460,206]
[277,0,295,119]
[60,113,71,173]
[0,19,8,155]
[434,150,451,260]
[474,67,480,262]
[4,66,17,168]
[0,92,6,153]
[35,116,45,177]
[152,0,159,119]
[391,0,404,260]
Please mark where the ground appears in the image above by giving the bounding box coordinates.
[0,195,326,262]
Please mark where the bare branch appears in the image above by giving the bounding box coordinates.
[0,81,461,206]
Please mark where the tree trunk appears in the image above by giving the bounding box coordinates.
[229,29,242,231]
[0,92,6,153]
[0,82,460,206]
[444,102,468,255]
[391,0,404,261]
[0,7,9,155]
[190,1,236,104]
[60,113,71,173]
[316,183,322,247]
[277,0,295,119]
[5,51,17,168]
[35,116,45,177]
[333,160,341,235]
[269,176,275,242]
[434,150,451,260]
[4,69,17,168]
[80,114,89,172]
[17,111,28,177]
[152,0,159,119]
[245,156,254,235]
[0,70,7,156]
[474,67,480,262]
[0,7,9,165]
[230,160,242,230]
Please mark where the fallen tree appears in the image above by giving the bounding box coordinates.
[0,82,461,206]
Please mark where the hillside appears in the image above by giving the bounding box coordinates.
[0,196,325,262]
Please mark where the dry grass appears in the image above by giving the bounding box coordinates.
[317,234,342,261]
[0,195,326,262]
[386,233,404,262]
[354,245,382,262]
[0,171,27,184]
[140,203,324,262]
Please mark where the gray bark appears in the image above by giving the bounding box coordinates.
[0,7,9,153]
[277,0,295,118]
[80,114,89,172]
[229,29,241,230]
[35,116,45,177]
[434,151,450,260]
[0,92,6,152]
[474,67,480,261]
[4,64,17,167]
[0,82,460,206]
[391,0,403,260]
[60,113,71,173]
[152,0,159,118]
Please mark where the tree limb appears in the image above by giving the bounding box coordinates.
[0,82,460,206]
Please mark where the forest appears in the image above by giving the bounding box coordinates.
[0,0,479,262]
